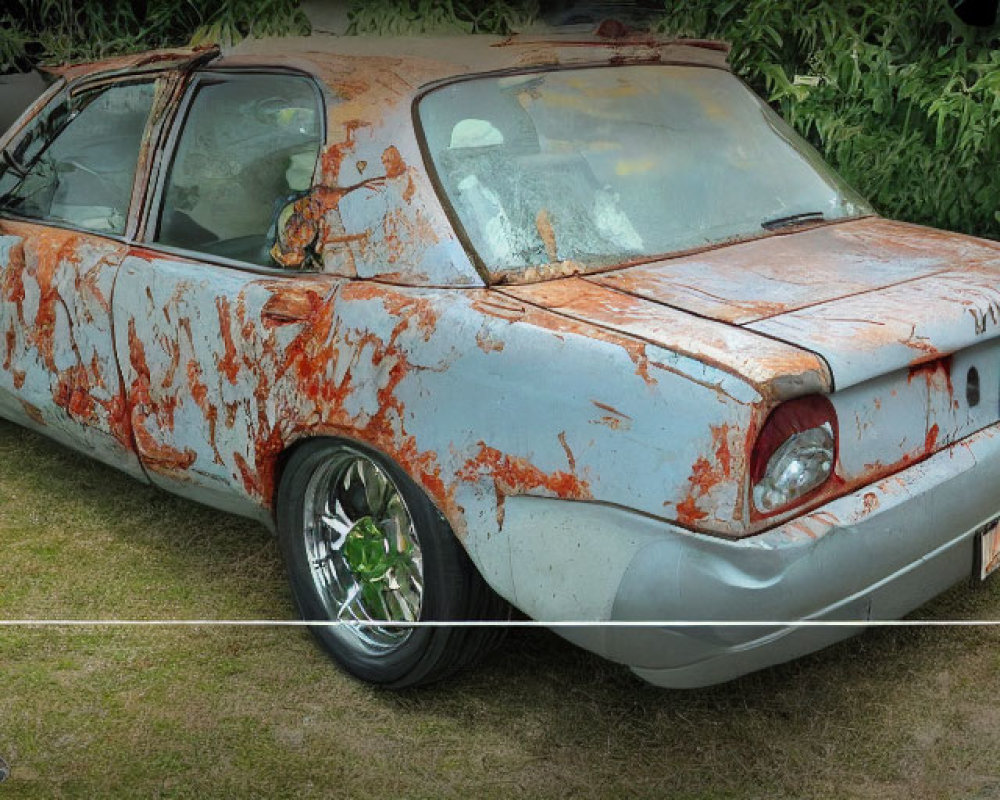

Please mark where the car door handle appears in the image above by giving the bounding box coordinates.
[261,288,322,326]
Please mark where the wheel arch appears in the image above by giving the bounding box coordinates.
[269,431,458,539]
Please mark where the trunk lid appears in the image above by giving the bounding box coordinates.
[589,217,1000,390]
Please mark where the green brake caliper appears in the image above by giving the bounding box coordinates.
[342,517,410,618]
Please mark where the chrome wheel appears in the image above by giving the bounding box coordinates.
[279,437,511,687]
[301,449,423,651]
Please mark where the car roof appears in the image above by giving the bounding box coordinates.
[45,31,730,89]
[40,44,221,82]
[224,31,730,86]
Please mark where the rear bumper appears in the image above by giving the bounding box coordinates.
[500,424,1000,688]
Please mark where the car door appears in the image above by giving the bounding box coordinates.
[0,73,178,479]
[112,69,333,520]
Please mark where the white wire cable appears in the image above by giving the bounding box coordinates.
[0,619,996,627]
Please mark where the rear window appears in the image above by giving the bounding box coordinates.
[417,65,871,281]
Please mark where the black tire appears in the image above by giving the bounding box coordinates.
[276,437,509,688]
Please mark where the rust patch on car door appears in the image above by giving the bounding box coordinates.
[112,251,350,517]
[0,221,143,477]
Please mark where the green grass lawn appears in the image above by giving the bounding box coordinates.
[2,417,1000,798]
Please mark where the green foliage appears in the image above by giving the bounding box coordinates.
[2,0,309,66]
[340,515,415,620]
[0,15,33,72]
[651,0,1000,240]
[346,0,538,35]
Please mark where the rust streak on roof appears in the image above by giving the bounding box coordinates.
[224,32,731,88]
[41,44,220,82]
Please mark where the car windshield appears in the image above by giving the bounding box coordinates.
[418,64,872,281]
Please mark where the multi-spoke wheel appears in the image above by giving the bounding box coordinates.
[302,451,424,650]
[277,438,510,688]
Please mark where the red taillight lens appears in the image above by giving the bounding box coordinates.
[751,395,838,515]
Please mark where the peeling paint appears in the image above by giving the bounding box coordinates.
[0,225,143,477]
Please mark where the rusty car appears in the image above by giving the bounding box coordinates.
[1,30,999,689]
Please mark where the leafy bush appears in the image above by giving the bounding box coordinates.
[1,0,309,66]
[346,0,538,35]
[0,17,32,72]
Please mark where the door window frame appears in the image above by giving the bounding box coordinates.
[0,70,183,243]
[140,67,328,275]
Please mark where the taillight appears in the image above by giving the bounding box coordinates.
[750,395,838,516]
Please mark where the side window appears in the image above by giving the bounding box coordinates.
[154,73,323,267]
[0,81,156,235]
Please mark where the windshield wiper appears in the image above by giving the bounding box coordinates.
[761,211,826,230]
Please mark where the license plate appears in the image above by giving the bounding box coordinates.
[978,519,1000,581]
